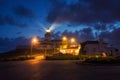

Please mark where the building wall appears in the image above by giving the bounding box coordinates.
[83,43,108,55]
[84,44,99,54]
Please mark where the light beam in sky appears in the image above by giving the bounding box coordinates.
[37,22,46,31]
[44,23,58,32]
[37,21,59,33]
[49,23,57,31]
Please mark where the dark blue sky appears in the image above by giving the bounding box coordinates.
[0,0,120,52]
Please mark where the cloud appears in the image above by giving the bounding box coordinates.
[5,16,16,25]
[0,37,30,53]
[0,15,28,27]
[93,23,107,31]
[99,27,120,50]
[47,0,120,24]
[79,28,94,41]
[13,5,35,19]
[52,27,94,42]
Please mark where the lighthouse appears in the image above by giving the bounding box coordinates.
[45,28,51,41]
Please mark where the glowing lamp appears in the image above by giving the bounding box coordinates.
[32,37,38,44]
[62,36,67,41]
[46,29,51,32]
[70,38,75,43]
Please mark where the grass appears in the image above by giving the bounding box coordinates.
[0,49,43,61]
[46,53,80,60]
[82,56,120,64]
[0,56,35,61]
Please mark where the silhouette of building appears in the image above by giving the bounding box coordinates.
[80,39,118,56]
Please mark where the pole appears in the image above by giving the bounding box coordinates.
[53,47,55,54]
[31,43,32,56]
[44,48,46,56]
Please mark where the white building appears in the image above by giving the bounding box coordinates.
[80,39,118,56]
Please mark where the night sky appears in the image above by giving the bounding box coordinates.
[0,0,120,52]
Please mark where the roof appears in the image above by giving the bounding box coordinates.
[51,39,62,42]
[82,41,99,44]
[81,41,107,45]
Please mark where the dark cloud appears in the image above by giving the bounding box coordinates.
[52,31,61,39]
[93,23,107,31]
[13,5,34,19]
[5,16,16,25]
[0,15,28,27]
[47,0,120,24]
[80,28,94,41]
[99,28,120,50]
[0,37,30,53]
[52,27,94,42]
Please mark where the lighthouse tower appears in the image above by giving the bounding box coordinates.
[45,28,51,41]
